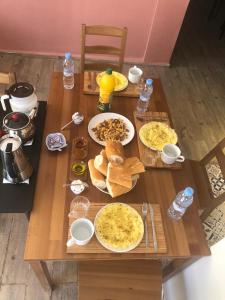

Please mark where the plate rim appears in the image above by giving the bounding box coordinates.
[139,121,178,151]
[94,202,144,253]
[88,112,135,146]
[96,71,128,92]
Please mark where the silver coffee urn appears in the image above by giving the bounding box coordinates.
[0,134,33,183]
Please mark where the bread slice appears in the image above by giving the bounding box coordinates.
[107,162,132,189]
[124,157,145,175]
[106,180,130,198]
[94,154,108,176]
[105,140,125,164]
[88,159,106,190]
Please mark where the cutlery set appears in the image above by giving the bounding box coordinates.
[142,202,158,252]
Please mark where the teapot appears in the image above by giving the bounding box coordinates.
[2,110,36,144]
[1,82,37,114]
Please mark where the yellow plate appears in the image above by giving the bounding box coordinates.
[139,121,178,151]
[96,71,128,92]
[94,203,144,253]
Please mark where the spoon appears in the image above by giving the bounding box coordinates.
[61,112,84,131]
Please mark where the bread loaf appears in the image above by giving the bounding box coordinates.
[94,154,108,176]
[107,162,132,189]
[124,157,145,175]
[106,180,130,198]
[105,140,125,164]
[88,159,106,190]
[100,149,107,160]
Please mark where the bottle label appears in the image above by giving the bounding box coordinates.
[99,91,113,104]
[173,202,185,214]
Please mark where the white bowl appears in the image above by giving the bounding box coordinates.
[67,218,94,247]
[45,132,67,151]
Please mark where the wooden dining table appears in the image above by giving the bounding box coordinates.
[24,72,210,292]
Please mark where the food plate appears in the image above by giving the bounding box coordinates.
[88,113,135,146]
[139,121,178,151]
[96,177,138,195]
[96,71,128,92]
[94,203,144,253]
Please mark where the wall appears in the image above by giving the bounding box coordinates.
[164,238,225,300]
[144,0,190,64]
[0,0,189,65]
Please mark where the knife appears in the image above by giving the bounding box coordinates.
[149,203,158,253]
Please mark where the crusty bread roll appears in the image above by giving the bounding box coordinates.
[100,149,107,160]
[94,154,108,176]
[105,140,125,165]
[124,157,145,175]
[107,162,132,189]
[88,159,106,190]
[106,180,130,198]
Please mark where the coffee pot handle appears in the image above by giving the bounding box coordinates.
[1,95,10,111]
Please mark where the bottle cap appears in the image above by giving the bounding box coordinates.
[184,187,194,197]
[106,68,113,75]
[65,52,71,60]
[146,79,153,86]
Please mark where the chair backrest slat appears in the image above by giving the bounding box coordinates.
[81,24,127,73]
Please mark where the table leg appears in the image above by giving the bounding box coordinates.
[29,260,52,292]
[25,211,30,221]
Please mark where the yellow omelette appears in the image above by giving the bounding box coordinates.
[95,203,144,252]
[139,121,178,151]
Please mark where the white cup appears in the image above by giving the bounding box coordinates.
[128,66,143,84]
[161,144,185,165]
[66,218,94,247]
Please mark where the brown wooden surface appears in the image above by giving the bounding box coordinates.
[24,72,210,262]
[67,203,167,254]
[80,24,127,73]
[78,260,162,300]
[83,71,140,97]
[133,111,182,169]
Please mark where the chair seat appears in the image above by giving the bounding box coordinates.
[78,260,162,300]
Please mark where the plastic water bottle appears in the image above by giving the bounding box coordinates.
[63,52,74,89]
[167,187,194,220]
[136,79,153,113]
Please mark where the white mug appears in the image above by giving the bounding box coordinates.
[128,66,143,84]
[66,218,94,247]
[161,144,185,165]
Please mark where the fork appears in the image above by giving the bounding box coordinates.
[142,202,149,247]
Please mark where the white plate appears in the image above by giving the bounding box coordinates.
[94,203,144,253]
[95,177,138,195]
[88,113,135,146]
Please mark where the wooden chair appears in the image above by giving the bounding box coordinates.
[189,137,225,220]
[78,260,162,300]
[163,139,225,281]
[80,24,127,73]
[0,72,17,85]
